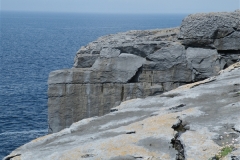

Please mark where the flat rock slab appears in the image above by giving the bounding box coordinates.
[6,63,240,160]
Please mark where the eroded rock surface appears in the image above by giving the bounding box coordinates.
[5,63,240,160]
[48,11,240,133]
[178,10,240,50]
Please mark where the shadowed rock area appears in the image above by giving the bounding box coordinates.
[48,10,240,133]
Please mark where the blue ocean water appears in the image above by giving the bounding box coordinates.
[0,11,187,159]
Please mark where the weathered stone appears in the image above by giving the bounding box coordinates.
[99,47,121,58]
[178,10,240,49]
[73,54,99,68]
[47,11,240,133]
[92,53,146,72]
[186,48,221,80]
[179,12,240,39]
[48,83,124,133]
[48,68,143,84]
[5,10,240,159]
[219,51,240,68]
[114,41,168,57]
[76,28,180,55]
[146,43,187,70]
[47,82,165,133]
[214,31,240,50]
[6,63,240,160]
[139,64,192,83]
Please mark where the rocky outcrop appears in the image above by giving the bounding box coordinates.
[178,10,240,50]
[5,62,240,160]
[48,11,240,133]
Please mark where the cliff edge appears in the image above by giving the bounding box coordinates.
[48,10,240,133]
[4,10,240,160]
[5,63,240,160]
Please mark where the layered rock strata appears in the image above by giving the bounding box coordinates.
[5,62,240,160]
[48,10,240,133]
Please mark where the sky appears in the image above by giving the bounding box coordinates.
[0,0,240,14]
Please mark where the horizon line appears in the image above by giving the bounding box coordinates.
[2,9,235,15]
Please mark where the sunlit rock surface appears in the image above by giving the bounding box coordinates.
[48,28,186,133]
[178,10,240,50]
[5,62,240,160]
[48,11,240,133]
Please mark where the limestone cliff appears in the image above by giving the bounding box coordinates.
[4,10,240,160]
[48,10,240,133]
[5,62,240,160]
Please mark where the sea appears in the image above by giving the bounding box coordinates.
[0,11,187,159]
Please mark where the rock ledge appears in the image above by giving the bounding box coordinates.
[48,11,240,133]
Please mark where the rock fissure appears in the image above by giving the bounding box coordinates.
[126,131,136,134]
[169,104,186,110]
[127,66,143,83]
[222,30,236,38]
[232,127,240,134]
[171,119,188,160]
[110,108,118,112]
[5,154,21,160]
[231,156,240,160]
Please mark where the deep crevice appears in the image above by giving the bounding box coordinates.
[133,156,144,159]
[4,154,21,160]
[232,127,240,133]
[169,104,186,110]
[222,63,228,70]
[212,29,235,39]
[127,66,143,83]
[218,50,240,54]
[126,131,136,134]
[170,119,188,160]
[110,108,118,112]
[121,85,124,101]
[231,155,240,160]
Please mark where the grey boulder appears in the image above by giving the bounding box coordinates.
[178,10,240,50]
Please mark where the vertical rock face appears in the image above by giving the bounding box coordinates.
[48,11,240,133]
